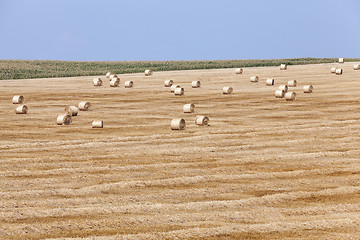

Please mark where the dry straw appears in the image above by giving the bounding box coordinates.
[183,103,195,113]
[250,76,259,82]
[174,87,184,96]
[170,84,180,92]
[303,85,313,93]
[12,95,24,104]
[338,58,344,63]
[124,80,133,88]
[57,114,72,125]
[15,105,28,114]
[171,118,185,130]
[266,79,274,86]
[93,78,103,86]
[353,65,360,70]
[78,101,91,111]
[278,85,288,92]
[280,64,287,70]
[275,89,285,98]
[92,120,103,128]
[106,72,113,78]
[235,68,243,74]
[285,92,296,101]
[195,115,209,126]
[191,80,201,88]
[65,106,79,116]
[164,80,173,87]
[287,80,297,87]
[335,68,343,75]
[110,77,120,87]
[223,86,233,94]
[145,70,153,76]
[330,67,337,73]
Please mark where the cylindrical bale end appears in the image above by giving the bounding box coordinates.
[330,67,337,73]
[338,58,344,63]
[171,118,185,130]
[174,87,184,96]
[92,120,103,128]
[78,101,91,111]
[223,86,233,94]
[110,78,120,87]
[353,65,360,70]
[287,80,297,87]
[57,114,72,125]
[15,105,28,114]
[195,115,209,126]
[303,85,313,93]
[235,68,243,74]
[164,80,173,87]
[124,80,133,88]
[285,92,296,101]
[65,106,79,116]
[183,103,195,113]
[170,85,180,92]
[250,76,259,82]
[275,89,285,98]
[335,68,343,75]
[93,78,103,86]
[280,64,287,70]
[191,80,201,88]
[12,95,24,104]
[266,79,274,86]
[144,70,153,76]
[278,85,288,92]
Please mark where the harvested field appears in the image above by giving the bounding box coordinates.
[0,63,360,239]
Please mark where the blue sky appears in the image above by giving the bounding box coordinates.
[0,0,359,61]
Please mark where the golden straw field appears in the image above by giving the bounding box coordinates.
[1,62,360,239]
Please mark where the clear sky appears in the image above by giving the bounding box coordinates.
[0,0,359,61]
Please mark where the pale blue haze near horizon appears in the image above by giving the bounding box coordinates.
[0,0,359,61]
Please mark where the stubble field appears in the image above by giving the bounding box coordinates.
[0,62,360,239]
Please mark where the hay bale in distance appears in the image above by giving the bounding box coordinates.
[287,80,297,87]
[275,89,285,98]
[335,68,343,75]
[57,114,72,125]
[106,72,113,78]
[110,77,120,87]
[191,80,201,88]
[145,70,153,76]
[278,85,288,93]
[183,103,195,113]
[92,120,103,128]
[235,68,243,74]
[124,80,133,88]
[93,78,103,86]
[78,101,91,111]
[330,67,337,73]
[174,87,184,96]
[12,95,24,104]
[250,76,259,82]
[109,74,117,80]
[170,85,180,92]
[339,58,344,63]
[64,106,79,116]
[195,115,209,126]
[285,92,296,101]
[266,79,274,86]
[303,85,313,93]
[171,118,185,130]
[223,86,233,94]
[353,64,360,70]
[164,80,173,87]
[15,105,28,114]
[280,64,287,70]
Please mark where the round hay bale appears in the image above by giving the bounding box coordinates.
[275,89,285,98]
[266,79,274,86]
[15,105,28,114]
[171,118,185,130]
[285,92,296,101]
[183,103,195,113]
[64,106,79,116]
[109,74,117,80]
[303,85,313,93]
[171,84,180,92]
[287,80,297,87]
[78,101,91,111]
[164,80,173,87]
[12,95,24,104]
[353,64,360,70]
[106,72,113,78]
[195,115,209,126]
[280,64,287,70]
[191,80,201,88]
[57,114,72,125]
[235,68,243,74]
[110,77,120,87]
[124,80,133,88]
[338,58,344,63]
[278,84,288,92]
[93,78,103,86]
[335,68,343,75]
[144,70,153,76]
[250,76,259,82]
[330,67,337,73]
[223,86,233,94]
[174,87,184,96]
[92,120,103,128]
